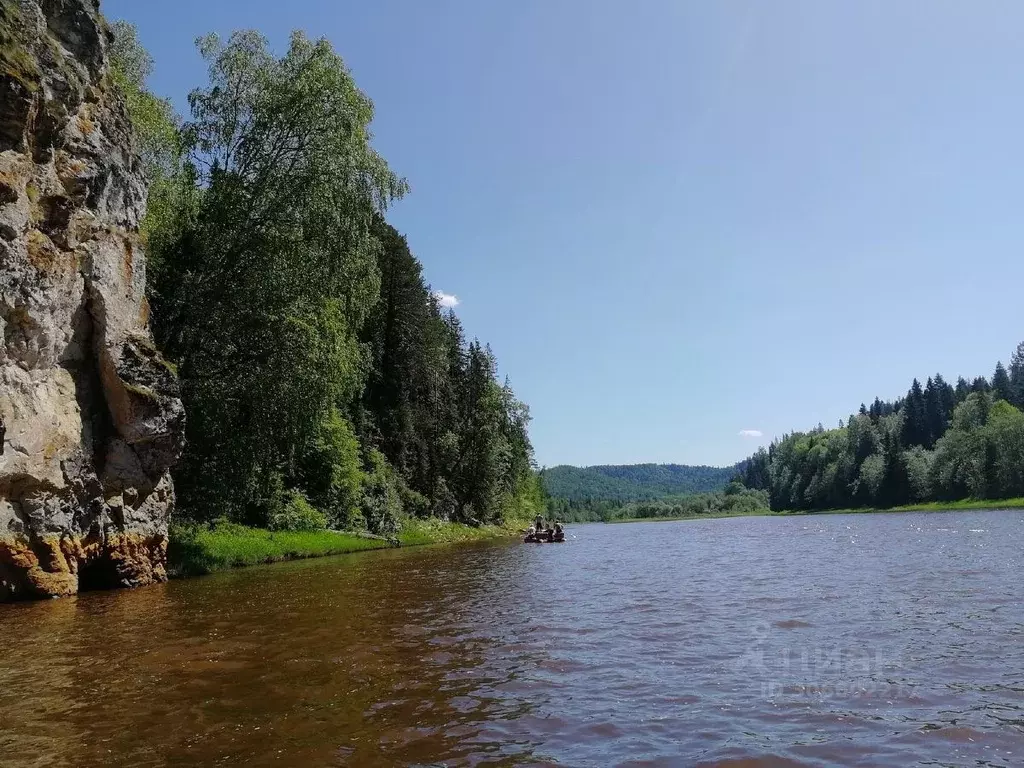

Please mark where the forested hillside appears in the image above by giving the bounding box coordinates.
[738,343,1024,511]
[113,26,540,534]
[540,463,736,501]
[540,463,743,522]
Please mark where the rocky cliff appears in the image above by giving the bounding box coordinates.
[0,0,184,600]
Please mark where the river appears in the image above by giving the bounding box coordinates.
[2,509,1023,767]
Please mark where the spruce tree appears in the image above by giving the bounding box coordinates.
[955,377,971,402]
[1009,341,1024,409]
[900,379,928,448]
[992,362,1012,402]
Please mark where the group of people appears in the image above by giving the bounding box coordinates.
[526,515,564,542]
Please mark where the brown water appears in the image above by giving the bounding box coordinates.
[2,510,1024,767]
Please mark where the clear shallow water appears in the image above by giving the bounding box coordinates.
[2,510,1024,767]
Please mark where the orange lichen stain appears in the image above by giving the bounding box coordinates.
[139,295,151,325]
[76,112,96,136]
[1,534,168,601]
[59,537,88,575]
[35,538,71,573]
[0,539,77,598]
[106,533,169,586]
[63,158,87,175]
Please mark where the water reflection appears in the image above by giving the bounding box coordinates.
[2,511,1024,766]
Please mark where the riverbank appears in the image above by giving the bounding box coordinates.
[606,509,775,524]
[800,497,1024,516]
[604,497,1024,525]
[168,517,531,578]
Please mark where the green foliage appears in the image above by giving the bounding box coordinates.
[541,463,736,503]
[117,24,540,535]
[108,21,186,253]
[903,446,934,502]
[984,400,1024,497]
[148,30,398,522]
[739,343,1024,510]
[547,486,769,523]
[298,408,364,528]
[1010,342,1024,409]
[360,449,403,536]
[269,490,328,532]
[605,487,770,522]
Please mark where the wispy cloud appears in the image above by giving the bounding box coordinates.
[738,429,764,438]
[433,290,459,309]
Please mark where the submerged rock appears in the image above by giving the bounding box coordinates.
[0,0,184,599]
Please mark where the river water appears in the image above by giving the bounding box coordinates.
[2,510,1024,767]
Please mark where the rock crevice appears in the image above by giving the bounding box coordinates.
[0,0,184,600]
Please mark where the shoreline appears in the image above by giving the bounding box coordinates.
[605,497,1024,525]
[796,497,1024,516]
[167,517,531,578]
[606,510,775,524]
[164,497,1024,576]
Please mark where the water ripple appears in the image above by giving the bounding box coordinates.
[2,511,1024,766]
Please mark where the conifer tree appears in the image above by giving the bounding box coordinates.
[1008,341,1024,409]
[900,379,928,448]
[992,362,1012,402]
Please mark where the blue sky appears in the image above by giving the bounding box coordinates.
[106,0,1024,468]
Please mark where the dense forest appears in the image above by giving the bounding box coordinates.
[540,463,746,522]
[548,484,770,523]
[738,343,1024,511]
[112,26,541,533]
[541,463,737,502]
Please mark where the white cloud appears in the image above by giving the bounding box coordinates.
[738,429,764,438]
[433,290,459,309]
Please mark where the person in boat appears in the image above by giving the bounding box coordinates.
[545,526,554,542]
[534,514,545,532]
[553,523,565,542]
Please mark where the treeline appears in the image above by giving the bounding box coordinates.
[739,343,1024,511]
[112,26,540,533]
[547,483,769,523]
[540,463,736,503]
[618,484,770,520]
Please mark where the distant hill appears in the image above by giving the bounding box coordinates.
[540,463,737,502]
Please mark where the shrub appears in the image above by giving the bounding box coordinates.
[298,408,364,529]
[269,490,328,532]
[361,449,401,535]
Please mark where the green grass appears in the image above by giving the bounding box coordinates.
[167,522,395,577]
[797,497,1024,515]
[607,509,775,524]
[168,516,533,578]
[397,516,530,546]
[605,497,1024,524]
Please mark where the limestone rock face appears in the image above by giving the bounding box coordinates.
[0,0,184,599]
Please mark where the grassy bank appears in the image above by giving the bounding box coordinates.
[398,517,531,546]
[796,497,1024,516]
[168,517,531,578]
[604,497,1024,525]
[606,509,775,524]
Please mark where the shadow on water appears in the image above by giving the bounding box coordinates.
[3,510,1024,766]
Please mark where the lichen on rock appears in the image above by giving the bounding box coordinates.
[0,0,184,600]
